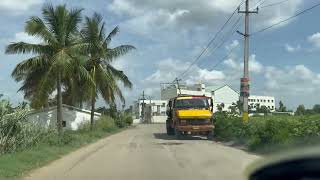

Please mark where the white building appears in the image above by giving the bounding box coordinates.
[27,104,101,130]
[248,95,276,112]
[206,85,239,112]
[132,99,167,123]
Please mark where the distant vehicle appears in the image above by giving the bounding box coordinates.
[166,95,214,140]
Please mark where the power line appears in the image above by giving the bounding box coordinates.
[175,1,244,81]
[184,13,242,78]
[260,0,290,8]
[197,15,243,70]
[207,40,240,71]
[252,2,320,35]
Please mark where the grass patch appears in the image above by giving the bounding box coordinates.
[0,115,129,180]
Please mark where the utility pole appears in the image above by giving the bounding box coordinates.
[238,0,258,123]
[140,91,146,123]
[174,78,182,95]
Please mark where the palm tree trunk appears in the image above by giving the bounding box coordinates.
[57,72,63,135]
[90,95,95,130]
[90,66,96,130]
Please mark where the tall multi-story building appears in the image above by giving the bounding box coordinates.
[248,95,276,112]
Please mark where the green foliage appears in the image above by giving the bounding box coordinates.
[277,101,287,112]
[295,104,306,116]
[214,113,320,152]
[313,104,320,113]
[0,104,53,154]
[256,105,270,114]
[113,113,133,128]
[96,104,118,119]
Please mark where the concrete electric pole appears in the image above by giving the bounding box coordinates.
[140,91,146,123]
[174,78,182,95]
[238,0,258,122]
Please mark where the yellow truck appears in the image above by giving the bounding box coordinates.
[166,95,214,140]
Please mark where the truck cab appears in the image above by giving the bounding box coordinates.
[166,95,214,140]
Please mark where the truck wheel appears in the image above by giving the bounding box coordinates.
[166,120,174,135]
[166,126,174,135]
[207,131,214,140]
[175,128,182,139]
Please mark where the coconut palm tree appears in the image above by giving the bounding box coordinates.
[5,4,92,134]
[80,13,135,129]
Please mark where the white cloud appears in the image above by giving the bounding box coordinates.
[285,43,301,53]
[225,40,239,50]
[109,0,303,37]
[0,0,42,12]
[308,32,320,49]
[264,65,320,94]
[223,58,238,69]
[249,54,263,74]
[12,32,41,44]
[223,54,263,74]
[145,57,226,88]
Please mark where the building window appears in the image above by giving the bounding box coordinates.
[268,100,270,102]
[268,106,270,108]
[264,100,266,102]
[161,103,165,107]
[257,100,259,102]
[272,106,274,109]
[271,100,274,103]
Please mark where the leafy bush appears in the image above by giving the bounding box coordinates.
[214,113,320,152]
[113,113,133,128]
[0,102,53,154]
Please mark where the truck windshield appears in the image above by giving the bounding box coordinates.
[175,98,209,109]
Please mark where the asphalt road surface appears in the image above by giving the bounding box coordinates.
[24,124,259,180]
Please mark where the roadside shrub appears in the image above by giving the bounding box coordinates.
[113,113,133,128]
[95,116,118,131]
[214,113,320,152]
[0,105,53,154]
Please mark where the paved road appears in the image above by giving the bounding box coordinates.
[24,124,259,180]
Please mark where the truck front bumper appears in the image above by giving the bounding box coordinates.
[176,125,214,132]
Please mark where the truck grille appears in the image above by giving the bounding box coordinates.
[186,119,211,125]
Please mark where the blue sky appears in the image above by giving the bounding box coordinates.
[0,0,319,110]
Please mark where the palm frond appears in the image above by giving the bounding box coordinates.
[11,56,49,79]
[105,64,132,88]
[5,42,51,55]
[104,26,119,45]
[105,45,136,61]
[66,8,83,40]
[25,16,57,44]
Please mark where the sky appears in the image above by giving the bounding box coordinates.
[0,0,319,110]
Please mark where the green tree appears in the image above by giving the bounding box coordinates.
[228,103,237,114]
[217,103,225,112]
[80,13,135,129]
[313,104,320,114]
[5,4,92,134]
[234,100,243,113]
[256,105,270,115]
[278,101,287,112]
[295,104,306,116]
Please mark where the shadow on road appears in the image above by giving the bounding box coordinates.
[153,133,207,141]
